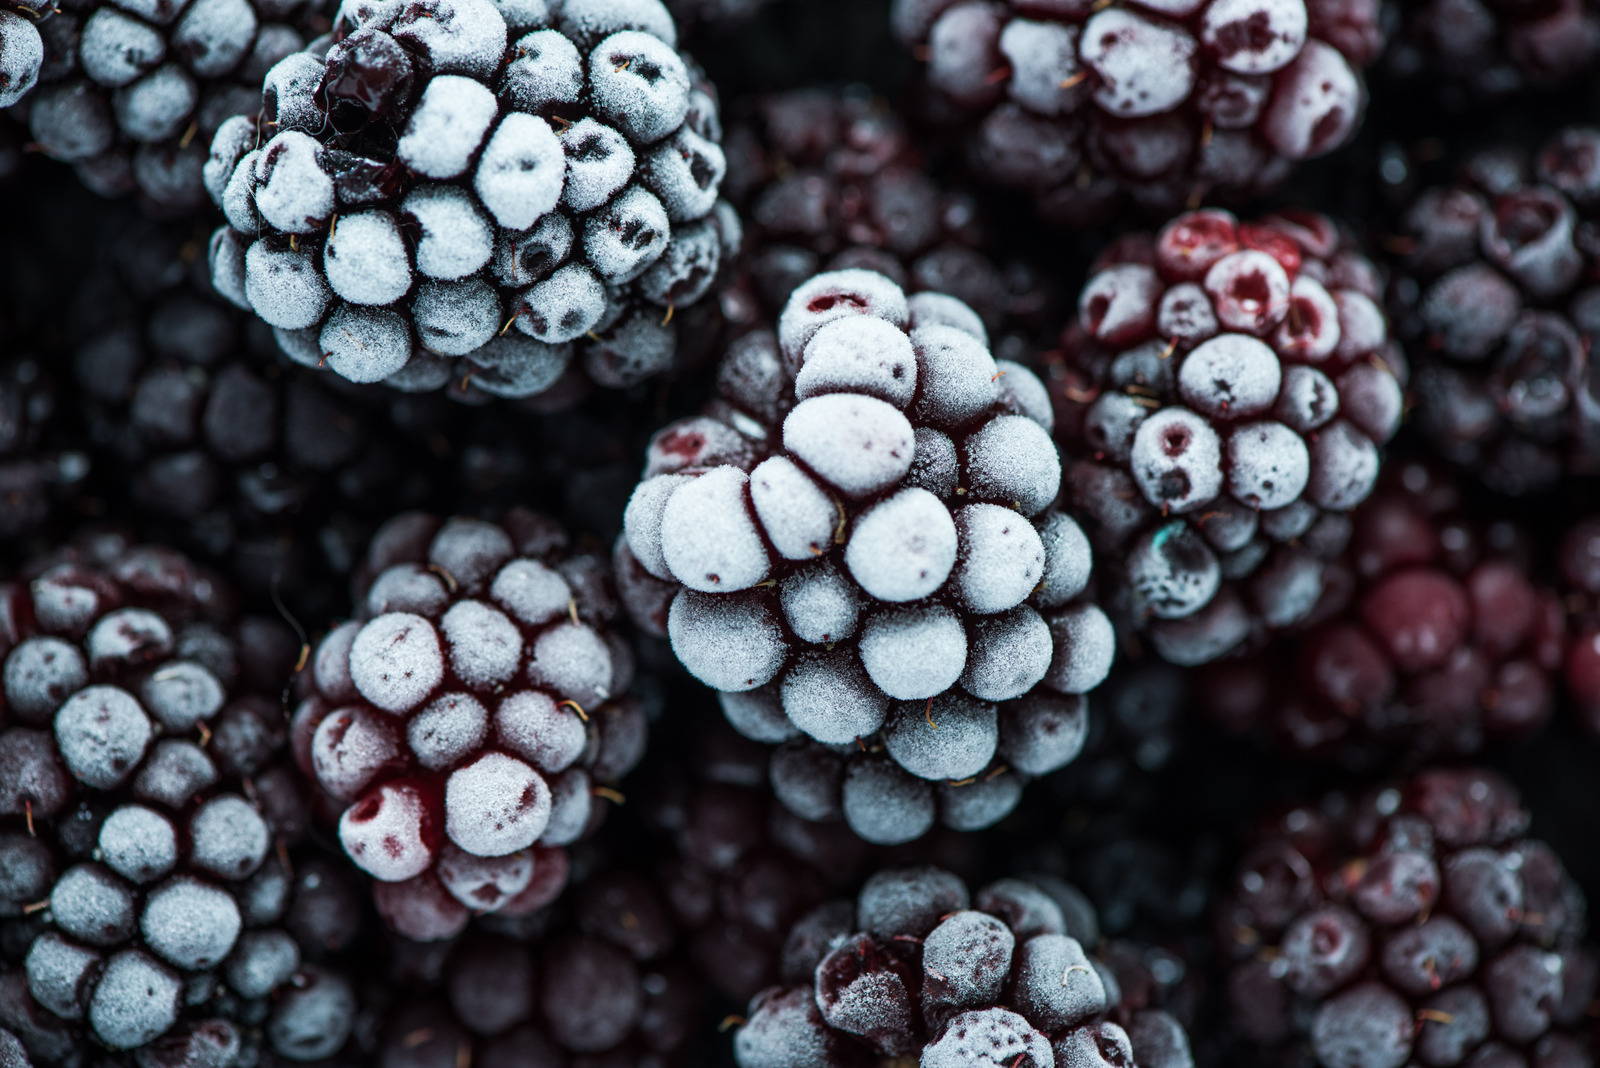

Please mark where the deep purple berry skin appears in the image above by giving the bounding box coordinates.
[1388,1,1600,98]
[893,0,1381,224]
[1390,127,1600,496]
[1054,208,1404,666]
[1219,768,1596,1068]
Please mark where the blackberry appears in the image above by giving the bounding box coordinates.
[1387,1,1600,98]
[1053,208,1405,666]
[892,0,1383,225]
[619,270,1114,844]
[720,86,1057,344]
[206,0,737,400]
[1220,767,1596,1068]
[1389,126,1600,496]
[0,535,345,1061]
[1200,461,1564,767]
[3,0,319,213]
[732,865,1195,1068]
[291,511,649,940]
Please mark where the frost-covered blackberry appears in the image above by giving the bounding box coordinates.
[1054,209,1404,666]
[733,865,1194,1068]
[619,270,1114,845]
[0,535,343,1062]
[206,0,736,400]
[291,510,649,940]
[892,0,1383,225]
[3,0,318,212]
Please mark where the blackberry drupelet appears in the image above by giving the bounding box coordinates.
[1389,126,1600,496]
[0,0,46,110]
[1387,1,1600,98]
[1053,207,1404,666]
[206,0,737,399]
[619,270,1115,844]
[291,510,649,940]
[732,865,1195,1068]
[1200,461,1564,767]
[1219,767,1596,1068]
[892,0,1384,225]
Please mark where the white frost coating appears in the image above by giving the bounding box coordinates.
[1129,407,1224,513]
[1080,262,1160,343]
[79,9,164,88]
[494,689,587,773]
[857,605,967,701]
[341,783,436,881]
[172,0,255,77]
[254,131,333,235]
[1045,604,1116,695]
[643,125,724,221]
[399,76,497,179]
[667,590,786,692]
[462,334,572,398]
[0,12,42,108]
[528,621,614,709]
[494,212,573,288]
[518,263,606,343]
[961,606,1053,701]
[1202,0,1306,74]
[583,184,669,283]
[402,185,494,281]
[99,806,177,883]
[783,394,916,497]
[907,291,988,344]
[413,278,501,356]
[924,1009,1050,1068]
[445,752,550,855]
[390,0,508,78]
[260,51,324,133]
[1033,511,1093,608]
[1227,421,1310,510]
[778,270,911,367]
[587,30,689,144]
[623,474,691,579]
[1307,419,1379,511]
[475,112,566,230]
[188,795,268,877]
[951,503,1045,615]
[408,692,489,770]
[243,240,329,330]
[996,361,1053,431]
[909,324,1000,429]
[87,607,170,666]
[906,427,960,499]
[1158,282,1219,343]
[441,600,523,686]
[1178,333,1283,417]
[502,29,583,110]
[1333,290,1387,362]
[1079,8,1197,118]
[113,64,197,142]
[4,636,87,720]
[1276,275,1342,361]
[962,415,1061,516]
[659,466,770,592]
[1261,40,1361,160]
[436,843,533,910]
[349,612,444,713]
[884,693,997,781]
[780,653,888,744]
[795,316,917,407]
[491,558,573,626]
[557,0,676,46]
[1204,250,1292,335]
[366,564,449,617]
[219,148,260,233]
[845,488,957,603]
[1000,17,1080,117]
[718,690,798,744]
[539,768,592,846]
[841,759,935,845]
[139,661,223,731]
[55,686,152,789]
[323,210,411,306]
[748,455,836,560]
[90,951,180,1051]
[1012,935,1108,1030]
[321,304,413,383]
[780,563,861,644]
[557,117,634,213]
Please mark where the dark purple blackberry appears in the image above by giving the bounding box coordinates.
[1199,461,1564,767]
[1053,208,1405,666]
[893,0,1383,225]
[291,511,649,940]
[1388,1,1600,98]
[206,0,736,401]
[1389,126,1600,496]
[1219,767,1596,1068]
[720,86,1057,344]
[619,270,1114,844]
[4,0,320,213]
[733,865,1195,1068]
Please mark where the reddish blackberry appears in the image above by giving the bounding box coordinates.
[0,535,356,1061]
[2,0,320,212]
[291,510,649,940]
[1053,208,1405,666]
[1388,1,1600,98]
[619,270,1115,843]
[892,0,1383,225]
[1389,126,1600,496]
[206,0,736,399]
[1199,461,1564,767]
[1219,767,1596,1068]
[720,86,1057,344]
[732,865,1195,1068]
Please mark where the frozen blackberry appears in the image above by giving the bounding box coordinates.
[733,865,1195,1068]
[1388,1,1600,98]
[721,86,1057,344]
[1200,461,1563,767]
[0,535,341,1061]
[1053,208,1404,665]
[1389,126,1600,496]
[291,511,649,940]
[4,0,319,212]
[893,0,1383,225]
[1220,767,1596,1068]
[619,270,1115,844]
[206,0,737,400]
